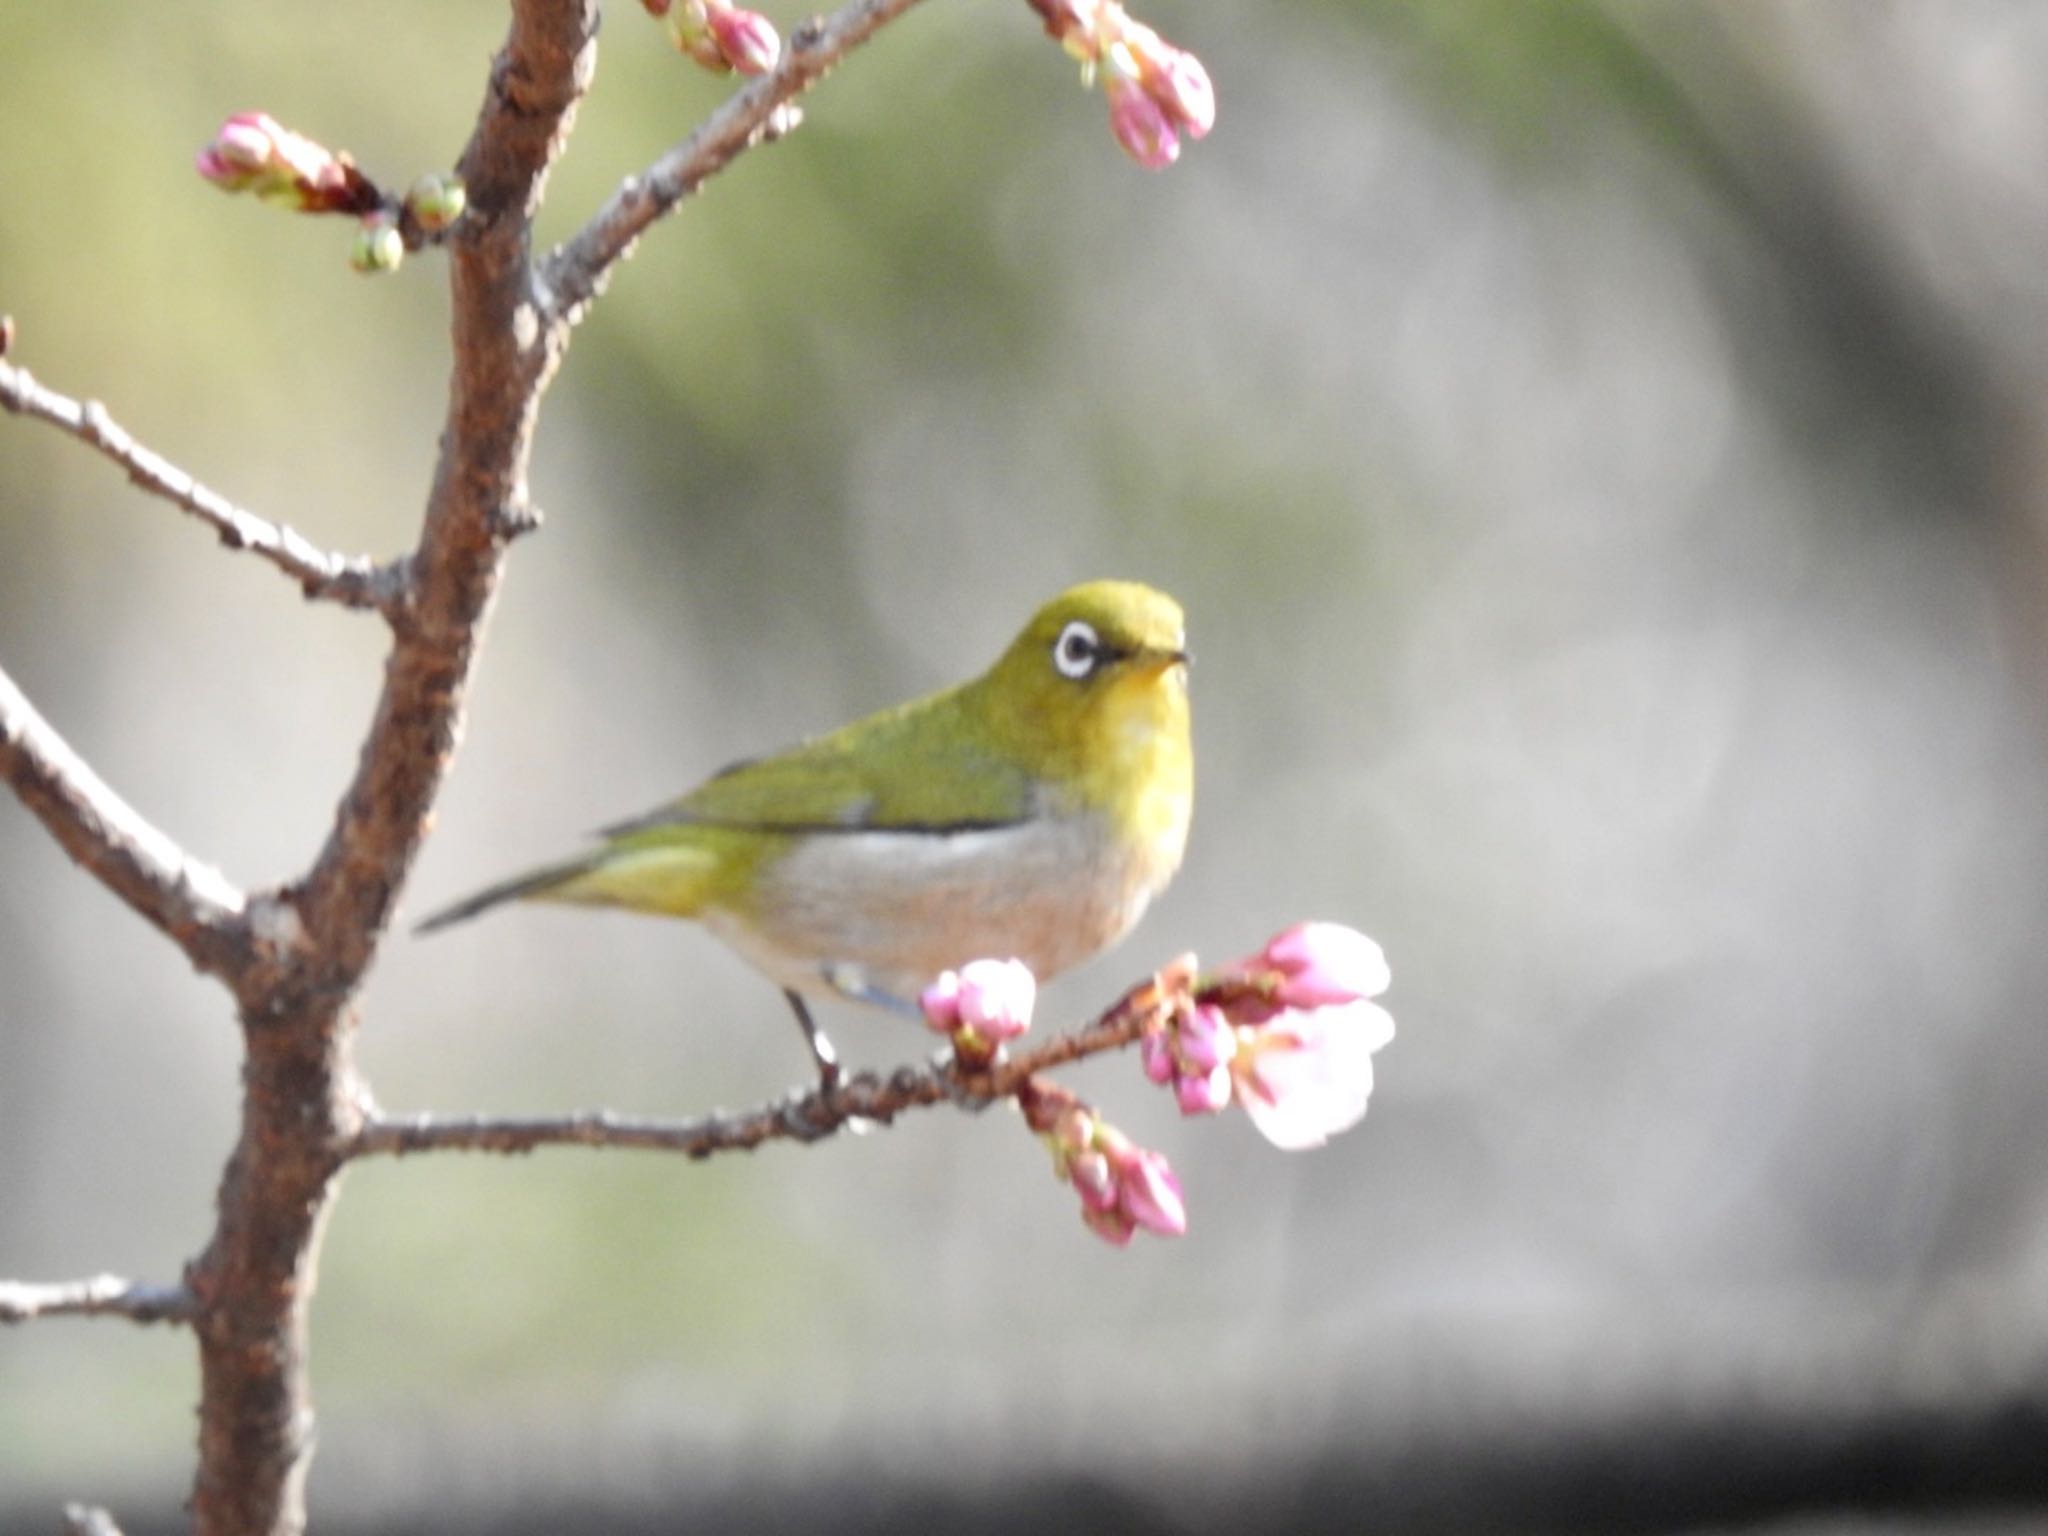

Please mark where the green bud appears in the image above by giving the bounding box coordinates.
[405,173,467,235]
[348,213,405,275]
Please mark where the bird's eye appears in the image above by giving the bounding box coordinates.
[1053,620,1103,680]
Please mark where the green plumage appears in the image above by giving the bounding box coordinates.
[608,685,1038,838]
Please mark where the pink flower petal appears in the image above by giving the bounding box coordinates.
[708,3,781,75]
[1174,1064,1232,1116]
[1234,1001,1393,1150]
[1114,1147,1187,1236]
[1083,1205,1137,1247]
[1139,1029,1175,1085]
[1263,922,1391,1008]
[1068,1149,1119,1213]
[1150,47,1215,139]
[918,970,963,1034]
[1174,1001,1237,1075]
[1106,75,1179,170]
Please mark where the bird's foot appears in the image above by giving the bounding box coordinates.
[775,1085,840,1142]
[782,988,845,1096]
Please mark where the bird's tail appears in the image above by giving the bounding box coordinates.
[414,838,725,934]
[412,852,607,935]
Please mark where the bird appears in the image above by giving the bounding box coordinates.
[416,580,1194,1085]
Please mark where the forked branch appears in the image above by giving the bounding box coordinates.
[0,664,251,980]
[0,356,407,614]
[542,0,934,323]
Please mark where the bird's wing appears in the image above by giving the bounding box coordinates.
[599,693,1038,841]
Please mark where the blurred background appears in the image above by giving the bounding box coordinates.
[4,1,2047,1530]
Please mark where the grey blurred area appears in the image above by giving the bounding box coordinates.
[4,0,2048,1530]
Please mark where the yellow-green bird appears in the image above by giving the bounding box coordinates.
[417,580,1193,1079]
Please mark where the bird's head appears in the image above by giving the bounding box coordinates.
[977,580,1192,809]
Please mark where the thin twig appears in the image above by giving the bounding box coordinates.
[61,1506,126,1536]
[0,1275,198,1327]
[540,0,933,324]
[0,663,251,980]
[0,356,408,614]
[350,983,1168,1161]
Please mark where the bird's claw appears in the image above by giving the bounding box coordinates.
[776,1084,840,1142]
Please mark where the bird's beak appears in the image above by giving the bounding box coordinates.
[1138,645,1191,675]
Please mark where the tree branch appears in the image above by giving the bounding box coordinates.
[540,0,934,325]
[0,355,407,614]
[0,664,252,981]
[0,1275,198,1327]
[282,0,599,990]
[350,993,1157,1161]
[183,8,603,1533]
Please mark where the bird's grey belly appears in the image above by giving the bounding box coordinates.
[704,815,1166,1004]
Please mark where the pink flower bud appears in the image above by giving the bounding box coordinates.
[194,114,278,190]
[1147,45,1214,138]
[1174,1064,1232,1116]
[1067,1149,1118,1213]
[1083,1205,1137,1247]
[1105,72,1179,170]
[196,112,367,214]
[1175,1002,1237,1075]
[1041,1103,1185,1243]
[954,958,1035,1042]
[1140,1028,1175,1085]
[1112,1145,1187,1236]
[919,971,963,1034]
[707,3,782,74]
[1052,1105,1096,1158]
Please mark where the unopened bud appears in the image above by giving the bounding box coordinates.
[664,0,727,69]
[196,112,376,214]
[1053,1105,1096,1159]
[1145,43,1213,138]
[405,173,467,235]
[954,958,1034,1042]
[1112,1145,1187,1236]
[1175,1002,1237,1075]
[1083,1204,1138,1246]
[349,213,405,274]
[194,114,280,191]
[1067,1150,1118,1213]
[707,3,781,74]
[1105,72,1179,170]
[1174,1064,1232,1116]
[1139,1029,1175,1085]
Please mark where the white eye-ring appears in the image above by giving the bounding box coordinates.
[1053,619,1103,680]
